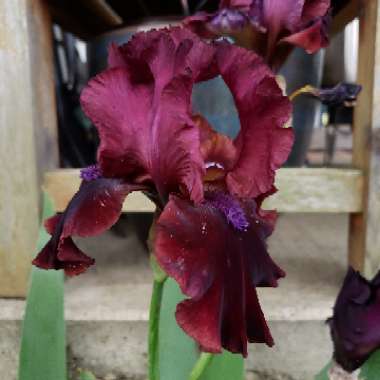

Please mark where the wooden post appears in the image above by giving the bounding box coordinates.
[27,0,59,181]
[0,0,58,297]
[349,0,380,275]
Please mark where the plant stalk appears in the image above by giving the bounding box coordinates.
[188,353,214,380]
[289,84,315,101]
[148,278,166,380]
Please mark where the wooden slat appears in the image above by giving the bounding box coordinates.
[349,0,380,275]
[44,168,363,213]
[46,0,122,40]
[27,0,59,183]
[80,0,122,26]
[331,0,366,36]
[0,0,44,297]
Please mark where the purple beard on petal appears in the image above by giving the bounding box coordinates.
[209,8,249,33]
[207,192,249,231]
[80,164,103,182]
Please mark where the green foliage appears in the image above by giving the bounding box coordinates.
[315,362,331,380]
[158,278,199,379]
[78,370,97,380]
[158,278,244,380]
[316,351,380,380]
[18,194,67,380]
[201,351,244,380]
[360,350,380,379]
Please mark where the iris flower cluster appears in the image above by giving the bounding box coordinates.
[185,0,331,69]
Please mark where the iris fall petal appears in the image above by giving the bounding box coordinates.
[33,178,138,276]
[154,195,284,355]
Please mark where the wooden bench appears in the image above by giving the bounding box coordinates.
[0,0,378,297]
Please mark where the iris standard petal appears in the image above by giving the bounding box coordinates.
[215,43,293,197]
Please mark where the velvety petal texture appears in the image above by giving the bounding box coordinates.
[215,43,293,197]
[195,114,238,173]
[81,28,217,203]
[33,178,136,276]
[33,27,292,358]
[83,28,292,200]
[155,194,284,355]
[328,268,380,372]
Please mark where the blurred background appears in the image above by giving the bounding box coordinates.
[53,1,359,170]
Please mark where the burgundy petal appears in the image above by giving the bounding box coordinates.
[302,0,331,23]
[154,194,283,355]
[214,43,293,198]
[183,13,218,39]
[81,65,204,203]
[261,0,305,39]
[329,268,380,372]
[81,28,223,203]
[195,114,238,173]
[109,27,217,83]
[33,178,138,276]
[281,13,330,53]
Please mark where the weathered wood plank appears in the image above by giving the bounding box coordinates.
[27,0,59,182]
[46,0,122,40]
[44,168,364,213]
[349,0,380,275]
[0,0,41,297]
[331,0,366,36]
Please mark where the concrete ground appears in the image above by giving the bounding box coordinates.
[0,213,348,380]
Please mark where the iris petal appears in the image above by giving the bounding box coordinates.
[33,178,141,276]
[155,195,283,355]
[215,43,293,197]
[81,30,212,203]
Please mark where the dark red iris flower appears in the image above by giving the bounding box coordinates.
[328,268,380,372]
[185,0,331,69]
[33,27,293,355]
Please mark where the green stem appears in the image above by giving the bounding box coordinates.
[148,278,166,380]
[188,353,214,380]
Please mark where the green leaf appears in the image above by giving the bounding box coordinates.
[158,278,199,380]
[200,351,244,380]
[360,350,380,379]
[18,193,67,380]
[158,278,244,380]
[78,370,97,380]
[315,362,332,380]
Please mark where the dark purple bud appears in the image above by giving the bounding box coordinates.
[314,83,362,107]
[328,267,380,372]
